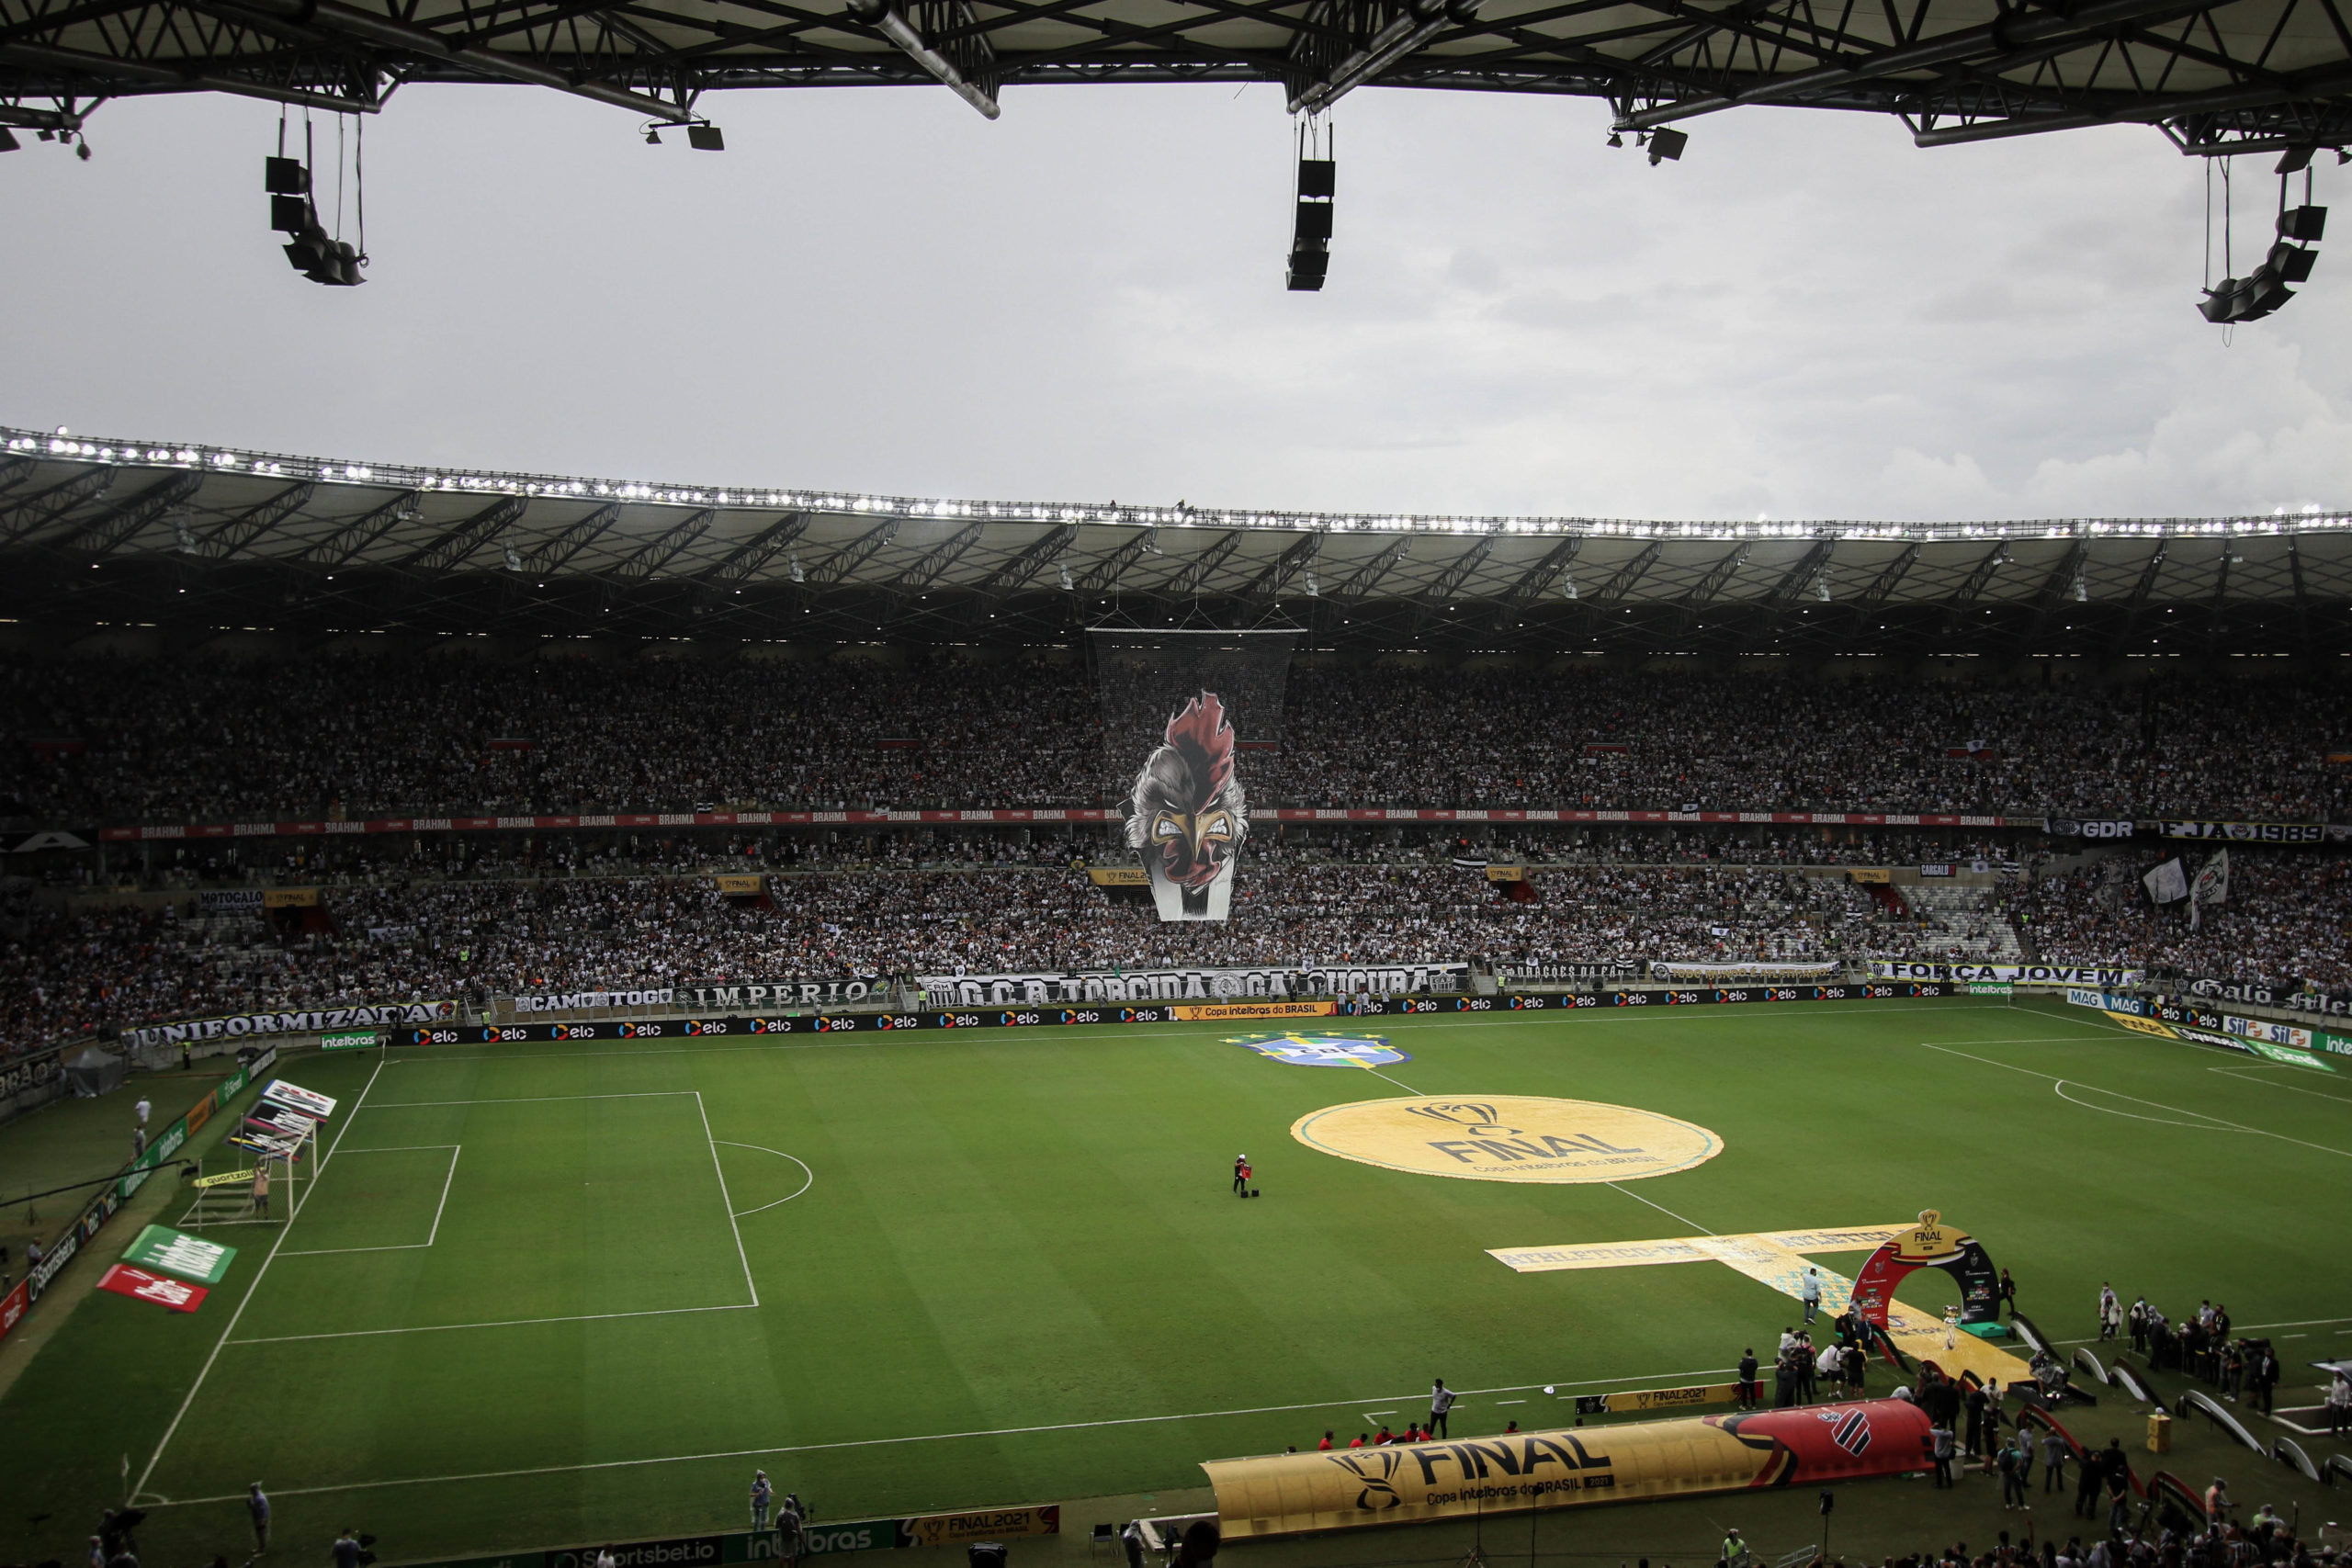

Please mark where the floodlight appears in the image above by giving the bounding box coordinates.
[264,155,309,195]
[2278,205,2328,243]
[1606,131,1622,148]
[1648,127,1688,165]
[2198,278,2246,322]
[644,125,662,145]
[687,123,725,152]
[0,129,20,153]
[2268,241,2318,282]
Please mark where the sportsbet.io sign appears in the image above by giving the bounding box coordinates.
[1292,1095,1724,1184]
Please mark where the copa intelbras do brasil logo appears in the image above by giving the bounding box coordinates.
[1229,1032,1410,1068]
[1291,1095,1723,1184]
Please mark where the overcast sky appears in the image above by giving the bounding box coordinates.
[6,81,2348,522]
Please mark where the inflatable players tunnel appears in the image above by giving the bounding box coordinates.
[1203,1401,1933,1539]
[1849,1209,2002,1328]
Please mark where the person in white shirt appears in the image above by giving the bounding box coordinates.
[134,1097,152,1128]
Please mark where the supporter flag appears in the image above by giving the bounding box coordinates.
[2143,858,2188,906]
[2189,849,2231,931]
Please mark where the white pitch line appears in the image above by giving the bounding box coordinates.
[228,1302,759,1346]
[714,1141,814,1218]
[697,1092,760,1308]
[2052,1082,2236,1130]
[277,1145,463,1255]
[137,1364,1739,1508]
[424,1145,461,1246]
[364,1091,697,1107]
[1606,1180,1714,1235]
[133,1050,387,1500]
[1921,1043,2352,1160]
[2211,1066,2352,1105]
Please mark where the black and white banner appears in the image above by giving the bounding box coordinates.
[1649,961,1843,984]
[0,829,95,854]
[916,964,1470,1009]
[2158,819,2335,843]
[2043,818,2138,839]
[1500,962,1645,985]
[670,979,889,1010]
[1870,961,2145,987]
[121,1000,456,1048]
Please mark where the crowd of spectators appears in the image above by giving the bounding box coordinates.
[0,862,1945,1052]
[2017,849,2352,992]
[4,652,2346,822]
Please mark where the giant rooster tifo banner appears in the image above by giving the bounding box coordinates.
[1091,628,1296,924]
[1202,1400,1932,1537]
[1126,693,1247,919]
[1848,1208,2003,1326]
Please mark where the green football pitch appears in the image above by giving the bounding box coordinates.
[5,994,2349,1564]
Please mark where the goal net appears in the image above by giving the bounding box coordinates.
[178,1121,318,1229]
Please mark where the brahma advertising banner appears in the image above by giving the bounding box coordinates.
[1869,961,2143,987]
[916,965,1470,1008]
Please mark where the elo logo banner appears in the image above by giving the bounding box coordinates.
[1229,1032,1410,1068]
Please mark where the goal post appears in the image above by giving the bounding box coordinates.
[177,1120,320,1229]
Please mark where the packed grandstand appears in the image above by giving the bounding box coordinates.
[2,649,2347,1055]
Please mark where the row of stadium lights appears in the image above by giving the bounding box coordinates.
[13,431,2352,539]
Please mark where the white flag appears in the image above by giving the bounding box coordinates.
[2143,858,2188,905]
[2192,849,2231,908]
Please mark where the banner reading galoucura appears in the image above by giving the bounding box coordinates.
[916,964,1470,1009]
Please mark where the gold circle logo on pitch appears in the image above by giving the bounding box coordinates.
[1290,1095,1724,1183]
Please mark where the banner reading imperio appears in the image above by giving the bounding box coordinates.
[1203,1402,1931,1538]
[1092,628,1296,922]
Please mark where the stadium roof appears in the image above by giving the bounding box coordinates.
[6,424,2351,657]
[2,0,2346,157]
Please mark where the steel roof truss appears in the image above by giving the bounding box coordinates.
[1595,539,1662,600]
[395,495,528,572]
[54,469,202,555]
[198,480,316,559]
[613,506,714,579]
[1330,536,1411,597]
[968,523,1078,595]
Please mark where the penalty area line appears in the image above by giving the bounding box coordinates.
[132,1049,389,1502]
[139,1364,1740,1508]
[1921,1043,2352,1160]
[715,1140,815,1218]
[227,1303,760,1346]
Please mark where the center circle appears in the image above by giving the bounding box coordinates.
[1289,1094,1724,1183]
